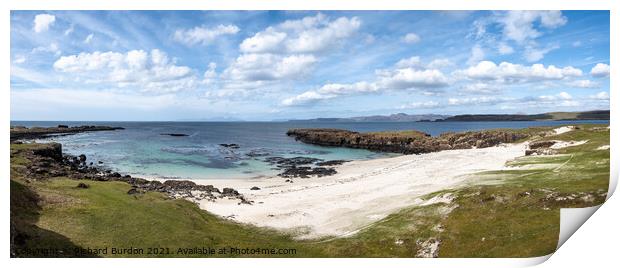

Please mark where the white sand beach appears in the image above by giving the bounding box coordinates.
[189,142,529,239]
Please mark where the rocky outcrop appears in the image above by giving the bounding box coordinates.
[10,125,124,141]
[525,140,558,156]
[160,133,189,137]
[31,142,63,161]
[263,156,343,179]
[286,128,530,155]
[11,142,250,205]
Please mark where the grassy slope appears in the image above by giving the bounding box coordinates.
[10,124,609,257]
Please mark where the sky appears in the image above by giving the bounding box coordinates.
[10,10,610,121]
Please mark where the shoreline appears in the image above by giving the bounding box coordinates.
[180,142,528,239]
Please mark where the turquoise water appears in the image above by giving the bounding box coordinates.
[12,120,609,180]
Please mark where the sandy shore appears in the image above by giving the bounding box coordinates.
[186,142,528,239]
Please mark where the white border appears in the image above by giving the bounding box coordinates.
[2,1,616,267]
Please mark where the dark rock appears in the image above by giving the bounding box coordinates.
[127,188,140,195]
[76,183,89,189]
[32,143,63,160]
[160,133,189,137]
[265,156,322,167]
[49,170,67,177]
[219,143,240,149]
[78,154,87,163]
[529,140,556,149]
[109,172,122,178]
[250,186,261,190]
[316,160,349,166]
[278,166,337,178]
[57,125,69,128]
[163,180,196,190]
[222,187,240,196]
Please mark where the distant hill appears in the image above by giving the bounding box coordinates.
[289,110,609,123]
[288,113,448,122]
[438,110,609,122]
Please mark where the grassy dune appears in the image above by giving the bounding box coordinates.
[10,124,609,257]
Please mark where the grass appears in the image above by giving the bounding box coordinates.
[10,124,609,257]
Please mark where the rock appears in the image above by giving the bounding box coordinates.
[219,143,240,149]
[76,183,89,189]
[222,187,240,196]
[78,154,87,163]
[529,140,556,149]
[127,188,140,195]
[109,172,122,178]
[163,180,196,190]
[264,156,322,167]
[160,133,189,137]
[31,143,63,160]
[287,128,530,155]
[250,186,261,190]
[49,170,67,177]
[10,125,124,142]
[278,166,337,178]
[316,160,349,166]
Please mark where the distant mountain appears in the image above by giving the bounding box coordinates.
[288,113,448,122]
[438,110,610,122]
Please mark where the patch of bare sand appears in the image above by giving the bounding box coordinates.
[190,143,527,239]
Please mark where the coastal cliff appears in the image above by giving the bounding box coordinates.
[10,125,124,141]
[286,128,531,154]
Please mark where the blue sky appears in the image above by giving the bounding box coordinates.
[10,11,610,121]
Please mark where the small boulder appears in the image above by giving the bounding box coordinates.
[127,188,140,195]
[76,183,89,189]
[250,186,261,190]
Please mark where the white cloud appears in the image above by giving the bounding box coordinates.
[222,53,317,82]
[282,57,450,106]
[395,57,453,70]
[403,33,421,44]
[53,49,199,93]
[498,43,514,55]
[498,11,567,44]
[399,101,441,109]
[590,91,609,100]
[13,55,26,64]
[523,44,559,62]
[427,59,454,69]
[448,96,507,106]
[239,31,287,53]
[395,56,422,68]
[377,68,450,90]
[460,82,501,95]
[174,24,239,46]
[239,14,361,54]
[31,43,61,56]
[467,44,485,65]
[33,14,55,33]
[64,24,74,36]
[457,61,583,83]
[84,33,94,44]
[568,79,599,89]
[590,63,610,77]
[448,92,579,108]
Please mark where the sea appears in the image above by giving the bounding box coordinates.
[11,120,609,180]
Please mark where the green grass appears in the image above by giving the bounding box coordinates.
[10,124,609,257]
